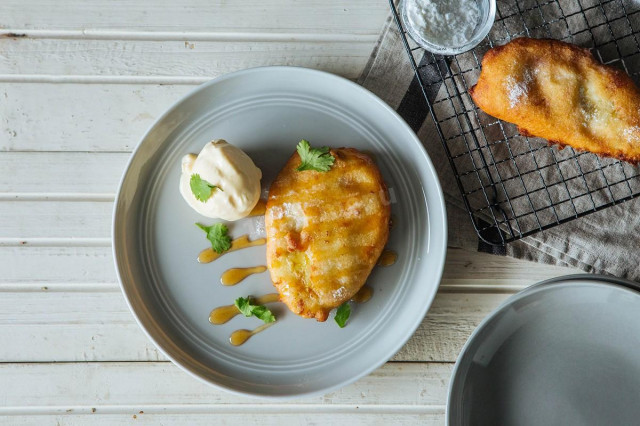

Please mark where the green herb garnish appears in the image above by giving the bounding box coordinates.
[334,302,351,328]
[234,297,276,323]
[196,222,232,254]
[296,139,335,172]
[190,173,221,202]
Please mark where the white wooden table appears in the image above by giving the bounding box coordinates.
[2,1,579,424]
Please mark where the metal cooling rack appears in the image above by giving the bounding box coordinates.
[390,0,640,245]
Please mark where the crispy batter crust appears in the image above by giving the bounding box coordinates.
[265,148,390,322]
[470,37,640,163]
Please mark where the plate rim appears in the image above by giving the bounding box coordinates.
[446,273,640,424]
[112,65,448,399]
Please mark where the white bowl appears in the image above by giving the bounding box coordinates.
[399,0,496,56]
[448,274,640,425]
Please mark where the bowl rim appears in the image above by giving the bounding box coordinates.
[446,273,640,424]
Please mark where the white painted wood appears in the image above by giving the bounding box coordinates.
[6,414,444,425]
[0,246,117,283]
[442,248,577,290]
[0,362,449,425]
[0,152,128,194]
[1,83,192,152]
[0,292,132,325]
[2,0,389,34]
[0,362,451,406]
[0,201,111,239]
[1,30,379,42]
[394,291,511,361]
[0,361,447,423]
[0,324,166,362]
[0,361,448,424]
[0,362,448,424]
[0,39,375,79]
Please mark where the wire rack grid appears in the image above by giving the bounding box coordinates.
[390,0,640,245]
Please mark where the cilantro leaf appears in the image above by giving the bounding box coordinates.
[334,302,351,328]
[296,139,335,172]
[190,173,220,202]
[234,297,276,323]
[196,222,232,254]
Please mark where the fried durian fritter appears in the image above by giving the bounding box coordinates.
[470,37,640,163]
[265,148,390,322]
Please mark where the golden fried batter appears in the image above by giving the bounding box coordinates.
[470,37,640,163]
[265,148,390,322]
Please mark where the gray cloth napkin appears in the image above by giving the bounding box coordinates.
[358,1,640,281]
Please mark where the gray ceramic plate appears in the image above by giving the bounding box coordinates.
[448,274,640,425]
[113,66,447,399]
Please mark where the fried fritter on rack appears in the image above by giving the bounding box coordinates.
[265,148,390,322]
[470,37,640,163]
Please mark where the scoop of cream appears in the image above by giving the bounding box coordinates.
[179,140,262,221]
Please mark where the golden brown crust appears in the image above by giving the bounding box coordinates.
[265,148,390,321]
[470,37,640,164]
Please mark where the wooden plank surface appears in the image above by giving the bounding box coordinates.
[0,201,112,239]
[0,362,451,406]
[0,361,448,425]
[0,39,375,78]
[1,0,389,34]
[7,414,445,425]
[1,84,193,152]
[0,246,117,283]
[0,152,127,194]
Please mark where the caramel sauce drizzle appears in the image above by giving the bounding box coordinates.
[351,285,373,303]
[230,322,275,346]
[198,234,266,264]
[209,304,239,325]
[220,265,267,286]
[209,293,280,325]
[377,249,397,266]
[248,199,267,217]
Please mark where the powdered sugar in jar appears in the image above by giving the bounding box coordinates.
[399,0,496,55]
